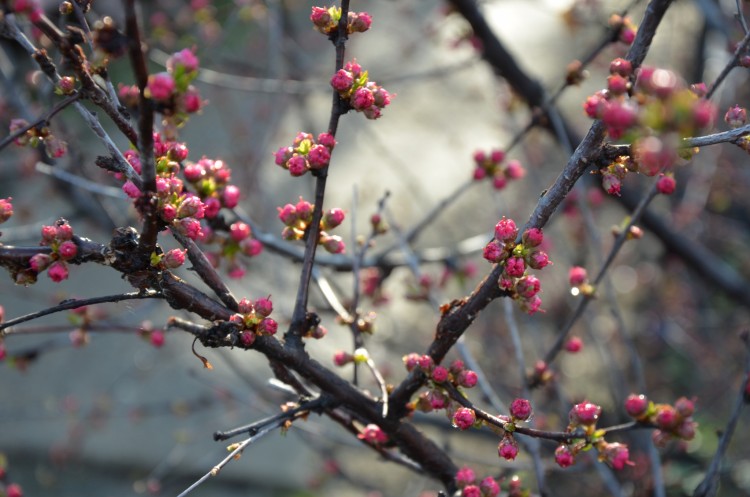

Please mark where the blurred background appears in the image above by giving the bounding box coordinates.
[1,0,750,495]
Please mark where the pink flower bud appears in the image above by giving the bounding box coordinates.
[431,365,449,383]
[167,48,199,73]
[287,155,309,176]
[351,87,375,111]
[58,240,77,260]
[229,222,251,242]
[602,100,638,138]
[0,197,14,223]
[57,223,73,241]
[295,199,313,220]
[674,397,695,417]
[452,407,476,430]
[607,74,629,95]
[147,73,175,101]
[482,241,505,263]
[259,317,278,335]
[5,484,23,497]
[29,253,52,272]
[417,354,434,373]
[609,58,632,77]
[657,174,676,195]
[333,350,353,366]
[505,256,525,278]
[568,266,588,287]
[403,353,420,372]
[455,466,475,487]
[583,91,607,119]
[47,261,69,282]
[254,296,273,317]
[322,235,345,254]
[565,336,583,353]
[602,442,632,470]
[203,197,221,218]
[527,250,550,270]
[692,99,717,129]
[40,225,58,244]
[330,69,354,92]
[480,477,500,497]
[675,418,697,440]
[123,180,141,198]
[308,144,331,169]
[510,398,533,421]
[357,424,388,445]
[163,248,186,269]
[515,275,540,299]
[724,105,747,128]
[625,394,649,418]
[310,6,335,32]
[498,434,519,461]
[182,87,203,113]
[322,208,345,229]
[344,60,362,77]
[240,331,255,347]
[505,159,525,179]
[222,185,240,208]
[348,11,372,33]
[457,369,478,388]
[176,196,205,219]
[522,228,543,247]
[634,136,676,176]
[240,238,263,257]
[150,329,165,348]
[570,401,601,426]
[169,143,189,162]
[175,217,203,240]
[372,87,391,108]
[494,217,517,243]
[555,444,575,468]
[317,132,336,149]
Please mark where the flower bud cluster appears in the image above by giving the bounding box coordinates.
[278,197,346,254]
[124,48,203,124]
[403,356,478,416]
[9,118,67,158]
[310,6,372,35]
[624,394,698,444]
[455,466,501,497]
[330,60,392,119]
[553,400,635,471]
[25,220,77,284]
[274,132,337,177]
[483,217,550,314]
[228,296,277,347]
[585,61,718,195]
[471,149,525,189]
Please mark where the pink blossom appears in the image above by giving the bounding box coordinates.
[259,318,278,335]
[457,370,478,388]
[479,477,500,497]
[175,217,203,240]
[182,87,203,113]
[516,275,540,299]
[227,262,246,279]
[29,253,52,272]
[348,11,372,33]
[505,159,525,179]
[203,197,221,218]
[317,133,336,149]
[527,250,550,270]
[254,296,273,317]
[462,485,481,497]
[565,336,583,353]
[170,143,189,162]
[322,235,345,254]
[522,228,543,247]
[183,163,204,182]
[344,60,362,77]
[603,442,633,470]
[657,174,676,195]
[287,155,308,176]
[655,405,678,430]
[176,196,205,219]
[240,331,255,347]
[295,199,314,220]
[372,87,391,108]
[482,241,504,263]
[150,330,165,348]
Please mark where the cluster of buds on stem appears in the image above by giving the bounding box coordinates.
[471,149,525,189]
[278,197,346,254]
[228,296,277,347]
[310,6,372,35]
[554,401,634,470]
[585,60,717,195]
[9,119,67,158]
[625,394,698,444]
[403,356,477,414]
[120,48,204,126]
[274,132,337,177]
[454,466,501,497]
[21,219,78,284]
[330,60,392,120]
[198,221,263,279]
[483,217,551,314]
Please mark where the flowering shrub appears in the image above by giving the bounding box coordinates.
[1,2,750,497]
